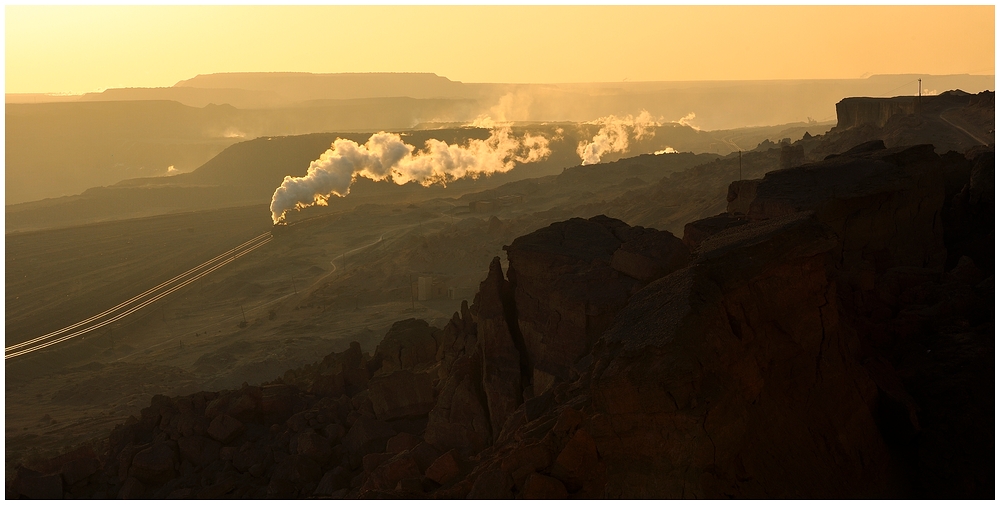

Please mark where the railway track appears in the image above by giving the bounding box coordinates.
[5,231,273,360]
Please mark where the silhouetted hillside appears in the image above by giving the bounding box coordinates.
[8,72,991,204]
[78,87,285,109]
[11,140,991,499]
[6,101,239,204]
[9,88,992,232]
[7,120,817,231]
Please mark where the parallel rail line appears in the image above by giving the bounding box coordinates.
[5,231,273,360]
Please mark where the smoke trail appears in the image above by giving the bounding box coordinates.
[269,126,550,224]
[674,112,700,130]
[576,110,660,165]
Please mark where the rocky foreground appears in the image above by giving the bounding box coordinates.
[8,141,993,499]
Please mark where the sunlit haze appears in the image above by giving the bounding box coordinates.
[5,2,997,500]
[6,5,995,94]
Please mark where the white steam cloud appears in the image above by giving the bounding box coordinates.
[654,147,678,155]
[269,126,550,224]
[576,110,660,165]
[674,112,700,131]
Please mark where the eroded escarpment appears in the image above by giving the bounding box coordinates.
[8,142,992,499]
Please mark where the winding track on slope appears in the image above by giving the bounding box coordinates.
[940,107,992,146]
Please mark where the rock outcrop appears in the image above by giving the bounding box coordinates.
[592,212,892,498]
[778,143,805,169]
[836,96,918,129]
[423,303,491,456]
[474,256,527,443]
[681,213,748,249]
[504,216,689,395]
[816,91,994,158]
[369,319,440,375]
[441,140,990,499]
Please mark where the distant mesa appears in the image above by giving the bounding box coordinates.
[173,72,465,102]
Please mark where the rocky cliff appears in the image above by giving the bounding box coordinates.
[819,91,994,157]
[8,141,993,499]
[836,96,918,129]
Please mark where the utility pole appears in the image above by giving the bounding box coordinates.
[739,150,742,181]
[917,78,923,114]
[292,279,297,294]
[240,304,247,324]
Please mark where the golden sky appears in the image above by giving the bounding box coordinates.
[5,5,995,94]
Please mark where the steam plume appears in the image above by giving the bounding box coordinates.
[654,147,678,155]
[270,126,550,224]
[674,112,700,130]
[469,91,533,128]
[576,110,660,165]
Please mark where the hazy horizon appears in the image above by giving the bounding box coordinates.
[7,71,996,97]
[6,5,995,95]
